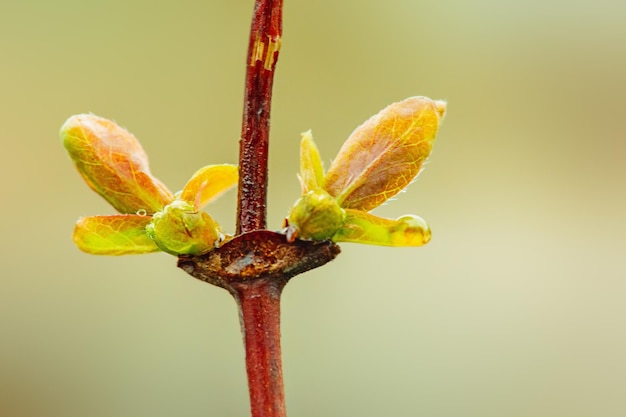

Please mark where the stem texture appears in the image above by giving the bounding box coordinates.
[236,0,283,234]
[232,279,288,417]
[235,1,286,416]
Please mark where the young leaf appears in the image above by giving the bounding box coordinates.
[324,97,446,211]
[179,164,238,210]
[73,215,159,255]
[332,209,431,246]
[146,200,222,256]
[298,130,325,193]
[61,114,174,215]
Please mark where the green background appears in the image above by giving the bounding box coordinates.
[1,0,625,416]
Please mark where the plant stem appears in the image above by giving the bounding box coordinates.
[235,1,286,416]
[178,0,338,407]
[231,279,288,417]
[236,0,283,234]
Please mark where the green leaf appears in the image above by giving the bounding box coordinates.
[324,97,446,211]
[298,130,325,193]
[332,209,431,246]
[73,215,159,255]
[61,114,174,214]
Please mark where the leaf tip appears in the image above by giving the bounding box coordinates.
[394,214,432,246]
[301,129,313,139]
[434,100,447,120]
[59,114,89,152]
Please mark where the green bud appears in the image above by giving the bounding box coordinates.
[286,190,346,242]
[146,200,222,256]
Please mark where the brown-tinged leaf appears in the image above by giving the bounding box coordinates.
[324,97,446,211]
[61,114,174,214]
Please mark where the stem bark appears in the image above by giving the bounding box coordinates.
[236,0,283,234]
[231,279,288,417]
[235,1,286,416]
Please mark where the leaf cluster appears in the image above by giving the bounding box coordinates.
[61,97,445,256]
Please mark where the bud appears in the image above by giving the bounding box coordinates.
[146,200,222,256]
[286,190,346,242]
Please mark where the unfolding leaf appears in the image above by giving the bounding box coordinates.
[285,189,346,242]
[332,209,431,246]
[179,164,238,210]
[298,130,325,193]
[61,114,174,214]
[73,215,159,255]
[146,200,222,256]
[324,97,446,211]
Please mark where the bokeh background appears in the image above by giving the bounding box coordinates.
[1,0,625,416]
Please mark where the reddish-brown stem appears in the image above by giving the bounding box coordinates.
[231,279,288,417]
[177,0,338,408]
[236,0,283,234]
[233,1,286,416]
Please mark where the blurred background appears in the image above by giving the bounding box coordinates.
[1,0,625,416]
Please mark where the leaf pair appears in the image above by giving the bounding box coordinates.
[285,96,446,246]
[61,114,238,256]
